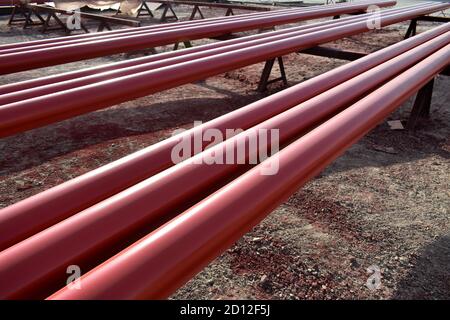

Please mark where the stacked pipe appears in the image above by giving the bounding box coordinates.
[0,1,336,50]
[0,0,397,73]
[49,41,450,300]
[0,2,425,98]
[0,3,448,251]
[1,2,449,140]
[0,23,449,299]
[0,0,394,51]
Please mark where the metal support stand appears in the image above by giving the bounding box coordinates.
[40,11,68,32]
[160,4,178,22]
[39,11,89,34]
[257,26,275,34]
[96,20,112,32]
[225,8,235,16]
[11,5,46,28]
[404,15,450,39]
[407,78,434,130]
[173,40,193,51]
[404,18,417,39]
[300,45,449,130]
[8,5,41,26]
[300,46,366,61]
[189,5,205,20]
[137,2,154,18]
[257,56,288,92]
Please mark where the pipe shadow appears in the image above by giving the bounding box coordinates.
[392,235,450,299]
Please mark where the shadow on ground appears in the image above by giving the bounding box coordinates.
[393,235,450,299]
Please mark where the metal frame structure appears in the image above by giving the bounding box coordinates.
[12,4,141,34]
[405,14,450,39]
[8,3,45,26]
[136,0,270,21]
[257,56,288,91]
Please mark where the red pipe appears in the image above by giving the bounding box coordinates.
[0,4,305,51]
[0,4,422,106]
[0,3,447,138]
[0,0,398,74]
[0,3,419,96]
[0,7,312,54]
[0,0,391,52]
[48,43,450,300]
[0,32,447,299]
[1,1,394,55]
[0,22,448,255]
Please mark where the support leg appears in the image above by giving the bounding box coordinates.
[137,2,154,18]
[257,56,288,92]
[9,5,39,26]
[189,5,205,20]
[23,9,36,29]
[225,8,234,16]
[160,4,178,22]
[80,22,89,33]
[97,21,112,32]
[173,40,193,51]
[8,5,18,25]
[407,78,434,130]
[42,12,68,33]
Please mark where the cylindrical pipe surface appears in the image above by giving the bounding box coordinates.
[0,33,447,299]
[49,43,450,300]
[0,23,448,253]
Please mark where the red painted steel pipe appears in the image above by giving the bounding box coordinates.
[1,1,382,55]
[0,3,447,139]
[0,3,420,97]
[0,4,307,51]
[0,1,395,55]
[0,32,448,299]
[0,1,398,74]
[0,22,448,256]
[0,5,423,106]
[0,0,391,52]
[0,6,310,54]
[48,43,450,300]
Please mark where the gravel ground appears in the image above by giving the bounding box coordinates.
[0,5,449,300]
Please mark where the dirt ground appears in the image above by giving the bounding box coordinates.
[0,5,449,300]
